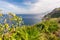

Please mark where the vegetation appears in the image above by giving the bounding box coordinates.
[0,13,60,40]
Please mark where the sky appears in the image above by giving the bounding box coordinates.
[0,0,60,14]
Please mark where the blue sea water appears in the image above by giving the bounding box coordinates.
[0,14,42,25]
[16,14,42,25]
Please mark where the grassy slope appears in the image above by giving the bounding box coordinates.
[0,18,60,40]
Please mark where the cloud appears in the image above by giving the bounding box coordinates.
[0,1,27,14]
[0,0,60,14]
[28,0,60,13]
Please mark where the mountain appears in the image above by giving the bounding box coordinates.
[43,8,60,19]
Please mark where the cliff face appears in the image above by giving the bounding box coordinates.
[44,8,60,19]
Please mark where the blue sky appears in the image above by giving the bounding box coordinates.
[0,0,60,14]
[2,0,36,5]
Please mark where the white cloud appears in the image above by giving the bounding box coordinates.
[0,1,27,14]
[18,0,60,14]
[0,0,60,14]
[28,0,60,13]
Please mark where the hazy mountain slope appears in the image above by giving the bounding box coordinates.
[44,8,60,19]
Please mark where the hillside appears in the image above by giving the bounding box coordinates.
[43,8,60,19]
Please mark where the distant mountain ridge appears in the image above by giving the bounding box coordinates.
[43,8,60,19]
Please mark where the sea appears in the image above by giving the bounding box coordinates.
[17,14,42,25]
[0,14,44,25]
